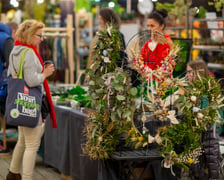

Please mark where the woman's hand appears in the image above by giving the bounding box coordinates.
[42,64,55,78]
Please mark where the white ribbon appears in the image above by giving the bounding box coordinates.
[167,110,179,124]
[148,133,162,144]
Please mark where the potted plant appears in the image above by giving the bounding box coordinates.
[156,0,192,26]
[208,0,224,12]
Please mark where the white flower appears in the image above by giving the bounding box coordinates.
[102,56,111,63]
[148,134,154,143]
[197,113,203,119]
[165,78,172,86]
[192,107,200,112]
[155,134,162,144]
[103,50,108,56]
[190,96,197,102]
[163,159,172,168]
[167,110,179,124]
[98,136,103,142]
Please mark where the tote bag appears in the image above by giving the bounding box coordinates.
[5,48,42,128]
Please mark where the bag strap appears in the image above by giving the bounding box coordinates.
[17,48,30,79]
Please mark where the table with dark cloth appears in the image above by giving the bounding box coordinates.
[43,105,177,180]
[43,105,99,180]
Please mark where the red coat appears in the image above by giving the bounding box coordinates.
[140,34,172,70]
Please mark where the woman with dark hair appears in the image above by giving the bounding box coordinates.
[98,7,121,29]
[141,9,173,71]
[85,7,140,86]
[99,7,126,68]
[87,7,124,69]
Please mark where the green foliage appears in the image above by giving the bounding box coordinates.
[172,39,191,78]
[83,26,137,159]
[158,75,224,168]
[159,123,202,168]
[198,6,207,18]
[156,0,192,24]
[90,27,123,76]
[67,85,87,96]
[156,3,175,13]
[76,0,91,12]
[51,85,90,107]
[208,0,224,12]
[181,76,222,129]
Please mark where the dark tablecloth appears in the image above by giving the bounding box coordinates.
[43,105,178,180]
[44,105,99,180]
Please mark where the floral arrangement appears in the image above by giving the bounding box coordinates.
[180,75,224,130]
[124,30,185,148]
[127,31,186,119]
[82,25,138,159]
[127,32,179,81]
[82,25,224,174]
[126,75,223,171]
[124,30,224,171]
[159,75,224,170]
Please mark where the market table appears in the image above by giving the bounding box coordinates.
[43,105,177,180]
[43,105,99,180]
[111,149,162,180]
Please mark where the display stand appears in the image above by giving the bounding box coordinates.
[190,16,224,68]
[75,11,93,85]
[43,14,74,84]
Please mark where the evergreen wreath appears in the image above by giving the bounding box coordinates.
[82,25,138,159]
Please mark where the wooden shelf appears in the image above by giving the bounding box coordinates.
[75,12,93,85]
[192,18,224,22]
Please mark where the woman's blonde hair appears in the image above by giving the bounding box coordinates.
[15,19,45,45]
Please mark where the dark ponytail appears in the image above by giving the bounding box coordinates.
[148,9,168,27]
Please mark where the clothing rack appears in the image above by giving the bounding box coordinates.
[43,14,74,84]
